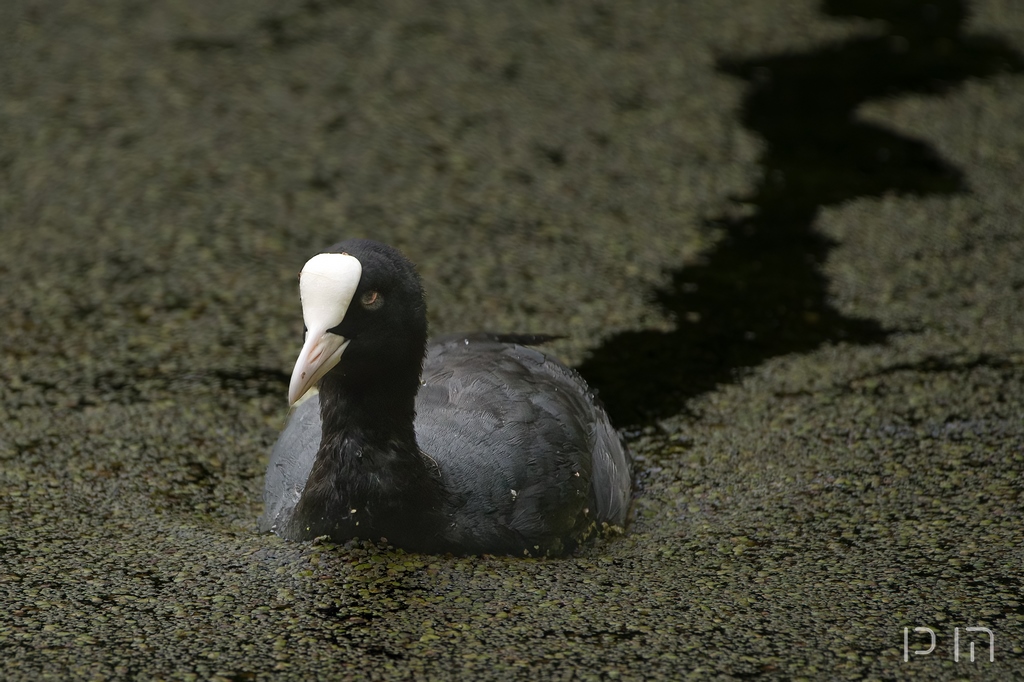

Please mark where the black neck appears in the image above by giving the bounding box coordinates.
[290,368,450,549]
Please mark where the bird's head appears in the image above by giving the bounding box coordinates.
[287,239,427,405]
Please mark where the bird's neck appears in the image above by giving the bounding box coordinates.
[320,371,420,447]
[291,372,449,548]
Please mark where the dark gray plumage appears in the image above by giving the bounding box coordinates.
[259,239,631,556]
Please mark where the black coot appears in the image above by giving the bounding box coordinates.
[259,239,631,556]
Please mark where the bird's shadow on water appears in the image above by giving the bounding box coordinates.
[578,0,1024,429]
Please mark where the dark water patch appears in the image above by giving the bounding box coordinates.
[863,353,1023,378]
[2,366,288,411]
[579,0,1024,427]
[172,37,241,52]
[173,0,354,52]
[208,367,291,397]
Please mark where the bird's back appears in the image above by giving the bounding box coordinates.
[415,334,631,555]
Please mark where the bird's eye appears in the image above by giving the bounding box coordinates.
[360,290,384,310]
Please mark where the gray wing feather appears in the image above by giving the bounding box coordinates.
[259,393,322,533]
[415,337,631,549]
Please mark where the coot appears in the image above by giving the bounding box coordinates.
[259,239,630,556]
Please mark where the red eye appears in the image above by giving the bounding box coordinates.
[360,290,383,310]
